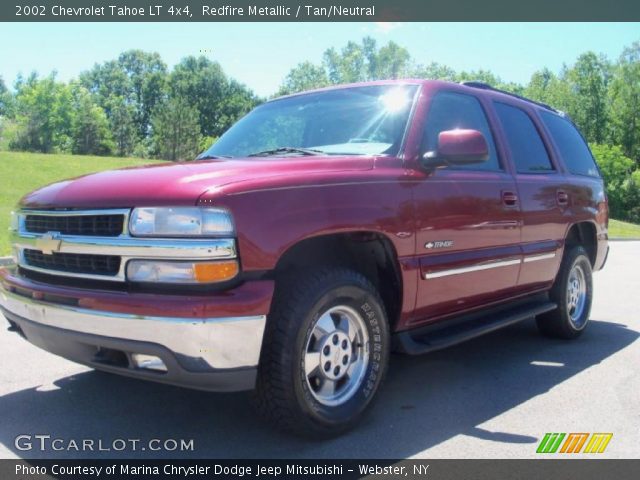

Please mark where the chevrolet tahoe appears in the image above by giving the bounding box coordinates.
[0,80,609,436]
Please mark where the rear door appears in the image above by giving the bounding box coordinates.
[537,110,608,270]
[492,102,565,288]
[411,91,522,325]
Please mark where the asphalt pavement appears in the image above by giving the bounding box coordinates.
[1,242,638,459]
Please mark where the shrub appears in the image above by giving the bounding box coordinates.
[590,143,639,221]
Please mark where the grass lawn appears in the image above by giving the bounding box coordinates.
[608,218,640,239]
[1,151,639,256]
[0,151,156,256]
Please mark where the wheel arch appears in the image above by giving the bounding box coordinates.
[564,221,598,267]
[271,231,404,330]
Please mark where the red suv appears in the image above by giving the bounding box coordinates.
[1,80,608,436]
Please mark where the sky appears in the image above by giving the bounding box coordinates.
[0,22,638,97]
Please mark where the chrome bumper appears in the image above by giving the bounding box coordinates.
[0,288,266,390]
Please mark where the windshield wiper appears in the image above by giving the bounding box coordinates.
[196,154,233,160]
[247,147,325,157]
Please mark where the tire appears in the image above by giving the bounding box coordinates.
[253,267,390,438]
[536,245,593,339]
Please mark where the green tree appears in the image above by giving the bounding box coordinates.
[70,85,114,155]
[80,60,130,110]
[81,50,167,139]
[411,62,457,81]
[11,74,73,153]
[373,41,412,79]
[324,41,367,83]
[106,96,138,157]
[456,69,502,86]
[151,96,202,161]
[566,52,610,143]
[499,81,526,96]
[0,75,18,150]
[607,42,640,162]
[450,69,524,95]
[590,143,637,220]
[117,50,167,138]
[282,36,530,97]
[277,61,329,96]
[170,56,258,137]
[321,37,412,84]
[217,78,260,132]
[0,76,9,116]
[526,67,576,113]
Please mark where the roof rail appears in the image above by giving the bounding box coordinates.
[460,81,559,113]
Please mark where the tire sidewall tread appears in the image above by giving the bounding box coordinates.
[253,267,389,438]
[537,245,593,339]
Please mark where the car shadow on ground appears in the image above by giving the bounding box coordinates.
[0,318,637,459]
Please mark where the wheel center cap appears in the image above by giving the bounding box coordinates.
[320,331,352,381]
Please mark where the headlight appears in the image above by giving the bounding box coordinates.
[127,259,239,284]
[129,207,234,237]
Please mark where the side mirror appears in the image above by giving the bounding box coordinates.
[421,129,489,170]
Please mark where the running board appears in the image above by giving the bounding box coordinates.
[394,301,557,355]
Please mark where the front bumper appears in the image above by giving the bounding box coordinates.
[0,269,274,392]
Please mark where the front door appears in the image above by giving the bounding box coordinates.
[410,91,522,326]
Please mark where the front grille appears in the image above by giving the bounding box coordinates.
[23,249,121,276]
[25,214,124,237]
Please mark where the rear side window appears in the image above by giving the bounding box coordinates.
[494,102,554,174]
[423,92,500,171]
[540,111,600,177]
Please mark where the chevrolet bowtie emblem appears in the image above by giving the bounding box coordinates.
[36,232,62,255]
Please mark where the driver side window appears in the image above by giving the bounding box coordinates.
[423,92,501,171]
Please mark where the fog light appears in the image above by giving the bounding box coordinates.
[126,259,239,284]
[131,354,167,372]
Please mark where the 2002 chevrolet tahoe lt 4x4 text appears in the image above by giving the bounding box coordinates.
[1,80,609,437]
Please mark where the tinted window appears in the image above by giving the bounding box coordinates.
[424,92,500,171]
[494,103,554,174]
[540,111,600,177]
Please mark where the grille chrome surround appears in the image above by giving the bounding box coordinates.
[12,209,237,282]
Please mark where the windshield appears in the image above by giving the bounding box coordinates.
[200,84,419,158]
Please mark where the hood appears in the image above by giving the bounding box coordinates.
[20,156,374,209]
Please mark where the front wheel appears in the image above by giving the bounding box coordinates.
[253,268,389,437]
[536,245,593,339]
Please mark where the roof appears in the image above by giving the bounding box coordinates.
[269,79,565,116]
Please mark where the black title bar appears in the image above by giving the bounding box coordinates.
[2,0,640,22]
[3,459,640,480]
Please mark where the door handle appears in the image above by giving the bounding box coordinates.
[557,190,569,206]
[502,191,518,207]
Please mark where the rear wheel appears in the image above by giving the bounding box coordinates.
[253,268,389,437]
[536,245,593,339]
